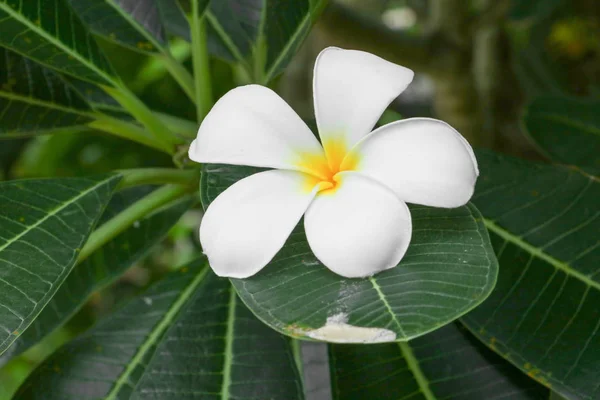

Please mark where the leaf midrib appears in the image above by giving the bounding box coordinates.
[104,0,165,52]
[398,342,437,400]
[484,219,600,291]
[0,90,94,117]
[220,286,236,400]
[0,3,114,84]
[105,264,209,399]
[0,177,117,254]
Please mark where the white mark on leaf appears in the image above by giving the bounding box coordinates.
[305,313,397,343]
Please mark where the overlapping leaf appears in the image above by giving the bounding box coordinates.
[0,188,191,367]
[461,151,600,400]
[524,96,600,175]
[330,323,548,400]
[0,174,121,355]
[0,0,115,84]
[201,164,498,343]
[68,0,188,53]
[15,261,304,400]
[206,0,327,82]
[0,48,93,137]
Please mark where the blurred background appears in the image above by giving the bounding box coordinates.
[1,0,599,397]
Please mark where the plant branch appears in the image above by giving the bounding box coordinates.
[190,12,213,122]
[77,184,191,263]
[117,168,200,189]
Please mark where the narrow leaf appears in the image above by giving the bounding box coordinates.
[461,150,600,400]
[0,48,93,137]
[330,323,549,400]
[0,188,191,366]
[524,96,600,175]
[15,262,304,400]
[0,174,121,355]
[201,164,498,343]
[0,0,115,84]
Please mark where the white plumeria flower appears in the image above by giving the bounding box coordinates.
[189,47,479,279]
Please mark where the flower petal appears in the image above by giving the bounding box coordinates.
[304,173,412,278]
[200,170,319,278]
[313,47,414,152]
[349,118,479,208]
[189,85,325,172]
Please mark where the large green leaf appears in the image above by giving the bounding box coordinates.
[330,322,548,400]
[207,0,327,83]
[0,0,115,84]
[68,0,187,53]
[524,96,600,175]
[461,151,600,400]
[0,47,93,137]
[0,187,191,366]
[201,164,498,343]
[0,174,121,355]
[15,261,305,400]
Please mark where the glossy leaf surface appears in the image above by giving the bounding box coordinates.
[0,174,121,355]
[0,48,93,137]
[0,188,191,366]
[330,323,548,400]
[524,96,600,174]
[207,0,327,82]
[0,0,115,84]
[16,262,304,399]
[201,164,498,343]
[462,151,600,400]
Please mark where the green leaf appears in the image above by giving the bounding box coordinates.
[0,47,94,137]
[156,0,191,42]
[509,0,564,21]
[68,0,184,53]
[0,187,190,366]
[200,164,498,343]
[461,150,600,400]
[206,0,327,82]
[15,261,305,400]
[523,96,600,175]
[0,174,121,355]
[329,322,549,400]
[0,0,115,84]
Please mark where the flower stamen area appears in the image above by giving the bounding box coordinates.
[298,136,359,194]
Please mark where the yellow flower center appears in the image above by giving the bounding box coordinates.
[297,136,359,194]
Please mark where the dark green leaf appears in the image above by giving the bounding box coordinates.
[0,48,93,137]
[524,96,600,175]
[509,0,564,21]
[201,164,498,343]
[330,323,549,400]
[68,0,170,53]
[0,174,121,355]
[207,0,326,82]
[0,188,190,366]
[156,0,191,41]
[0,0,115,84]
[15,261,304,400]
[461,150,600,400]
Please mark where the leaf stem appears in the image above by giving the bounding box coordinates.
[190,12,213,122]
[88,116,170,154]
[159,52,196,102]
[117,168,200,189]
[78,184,190,263]
[103,84,181,152]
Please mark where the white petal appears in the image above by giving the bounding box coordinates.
[313,47,414,151]
[189,85,325,172]
[200,170,319,278]
[304,173,412,278]
[349,118,479,208]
